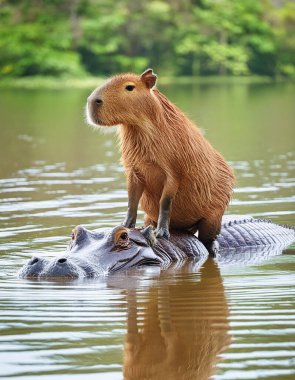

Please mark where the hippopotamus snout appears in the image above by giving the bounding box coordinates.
[43,257,86,278]
[19,255,88,279]
[18,256,49,278]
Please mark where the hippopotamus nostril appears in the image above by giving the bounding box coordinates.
[29,257,39,265]
[57,258,67,264]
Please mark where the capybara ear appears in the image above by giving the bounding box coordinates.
[140,68,157,89]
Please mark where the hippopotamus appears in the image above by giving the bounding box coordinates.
[19,216,295,279]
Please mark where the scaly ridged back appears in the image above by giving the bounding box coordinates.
[218,216,295,249]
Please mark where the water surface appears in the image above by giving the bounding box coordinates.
[0,81,294,379]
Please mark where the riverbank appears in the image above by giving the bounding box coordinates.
[0,75,285,90]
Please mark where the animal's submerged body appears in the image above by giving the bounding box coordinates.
[18,217,295,279]
[87,69,235,248]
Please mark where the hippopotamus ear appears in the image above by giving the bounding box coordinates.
[140,68,157,89]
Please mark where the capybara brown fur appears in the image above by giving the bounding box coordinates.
[87,69,235,252]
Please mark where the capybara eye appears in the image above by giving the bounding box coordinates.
[120,232,128,240]
[125,85,135,91]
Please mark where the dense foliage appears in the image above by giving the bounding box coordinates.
[0,0,294,78]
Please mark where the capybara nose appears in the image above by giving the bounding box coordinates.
[57,258,67,264]
[88,94,103,106]
[94,98,103,106]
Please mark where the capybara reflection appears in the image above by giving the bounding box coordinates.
[122,259,231,380]
[87,69,234,253]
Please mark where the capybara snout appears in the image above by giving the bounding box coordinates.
[87,90,104,126]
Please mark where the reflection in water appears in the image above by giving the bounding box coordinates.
[119,260,230,380]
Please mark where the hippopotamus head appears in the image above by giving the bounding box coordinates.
[19,225,161,280]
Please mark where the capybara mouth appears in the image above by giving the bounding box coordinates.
[93,114,103,126]
[87,109,111,128]
[86,103,102,127]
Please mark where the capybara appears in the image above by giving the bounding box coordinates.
[87,69,235,253]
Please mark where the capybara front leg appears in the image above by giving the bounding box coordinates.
[156,196,173,239]
[197,217,221,256]
[155,175,179,239]
[122,170,144,228]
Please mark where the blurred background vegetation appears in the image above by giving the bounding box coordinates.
[0,0,295,80]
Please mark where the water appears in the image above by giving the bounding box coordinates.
[0,81,294,379]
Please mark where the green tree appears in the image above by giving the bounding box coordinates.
[0,0,84,77]
[0,0,294,78]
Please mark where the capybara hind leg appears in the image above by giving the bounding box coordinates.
[144,214,157,228]
[197,218,221,256]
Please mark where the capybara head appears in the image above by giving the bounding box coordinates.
[86,69,159,127]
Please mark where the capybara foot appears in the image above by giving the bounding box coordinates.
[155,226,170,239]
[205,240,219,257]
[141,225,157,246]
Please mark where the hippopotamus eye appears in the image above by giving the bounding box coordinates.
[125,85,135,91]
[120,232,128,240]
[114,227,130,247]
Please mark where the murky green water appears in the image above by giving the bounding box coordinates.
[0,81,294,379]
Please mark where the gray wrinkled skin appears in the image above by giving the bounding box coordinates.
[18,216,295,280]
[18,225,208,280]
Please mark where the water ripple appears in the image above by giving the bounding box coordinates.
[0,154,294,380]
